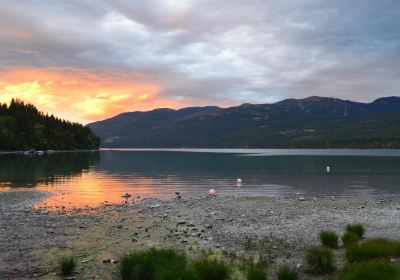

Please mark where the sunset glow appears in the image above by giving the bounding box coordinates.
[0,1,399,124]
[0,68,184,123]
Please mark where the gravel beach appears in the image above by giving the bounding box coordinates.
[1,191,400,279]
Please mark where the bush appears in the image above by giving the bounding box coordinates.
[192,257,231,280]
[119,248,189,280]
[60,256,76,276]
[246,262,267,280]
[342,232,360,248]
[305,246,335,275]
[340,261,400,280]
[345,239,400,262]
[346,224,365,239]
[277,265,298,280]
[320,231,339,249]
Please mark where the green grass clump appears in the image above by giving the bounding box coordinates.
[339,261,400,280]
[305,246,335,275]
[345,238,400,262]
[192,257,231,280]
[320,231,339,249]
[277,265,298,280]
[346,224,365,239]
[119,248,189,280]
[245,262,267,280]
[60,256,76,276]
[342,232,360,248]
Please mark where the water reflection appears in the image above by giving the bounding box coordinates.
[0,152,99,188]
[1,150,400,207]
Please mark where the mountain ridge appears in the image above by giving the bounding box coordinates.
[88,96,400,149]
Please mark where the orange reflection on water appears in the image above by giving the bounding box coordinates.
[34,171,178,209]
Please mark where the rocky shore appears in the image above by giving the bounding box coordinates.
[1,191,400,279]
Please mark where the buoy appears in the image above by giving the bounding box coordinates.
[236,178,242,184]
[208,189,216,197]
[326,166,331,173]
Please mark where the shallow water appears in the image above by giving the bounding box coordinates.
[1,149,400,207]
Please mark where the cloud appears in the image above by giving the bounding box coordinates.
[0,0,399,122]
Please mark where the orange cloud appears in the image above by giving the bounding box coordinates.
[0,68,184,123]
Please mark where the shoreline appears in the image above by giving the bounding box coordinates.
[1,190,400,279]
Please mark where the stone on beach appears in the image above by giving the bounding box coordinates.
[121,193,132,198]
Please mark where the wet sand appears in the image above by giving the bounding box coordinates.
[1,191,400,279]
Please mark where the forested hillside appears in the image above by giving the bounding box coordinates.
[0,99,99,151]
[88,96,400,149]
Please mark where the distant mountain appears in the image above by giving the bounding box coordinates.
[88,96,400,148]
[0,99,99,151]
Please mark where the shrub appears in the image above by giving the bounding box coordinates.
[342,232,359,248]
[191,257,231,280]
[340,261,400,280]
[246,262,267,280]
[346,224,365,239]
[119,248,189,280]
[305,246,335,275]
[60,256,76,276]
[320,231,339,249]
[277,265,298,280]
[345,239,400,262]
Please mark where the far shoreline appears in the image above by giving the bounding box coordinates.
[0,149,99,155]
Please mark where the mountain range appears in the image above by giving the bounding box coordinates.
[88,96,400,148]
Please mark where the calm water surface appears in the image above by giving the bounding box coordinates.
[1,149,400,207]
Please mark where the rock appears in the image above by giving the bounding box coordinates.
[103,259,111,263]
[298,197,306,201]
[121,193,132,198]
[116,222,124,229]
[79,224,87,229]
[81,260,89,264]
[177,220,186,225]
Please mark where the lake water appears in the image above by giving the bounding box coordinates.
[1,149,400,207]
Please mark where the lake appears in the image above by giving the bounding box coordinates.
[1,149,400,207]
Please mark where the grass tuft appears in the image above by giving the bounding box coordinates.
[340,261,400,280]
[245,262,267,280]
[277,265,298,280]
[119,248,188,280]
[192,257,231,280]
[345,238,400,262]
[60,256,76,276]
[342,232,360,248]
[320,231,339,249]
[346,224,365,239]
[305,246,335,275]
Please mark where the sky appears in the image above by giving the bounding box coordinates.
[0,0,399,124]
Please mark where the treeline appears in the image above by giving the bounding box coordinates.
[0,99,100,151]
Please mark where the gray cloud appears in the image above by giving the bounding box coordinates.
[1,0,399,106]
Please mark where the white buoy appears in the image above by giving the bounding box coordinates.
[236,178,242,184]
[326,166,331,173]
[208,189,216,197]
